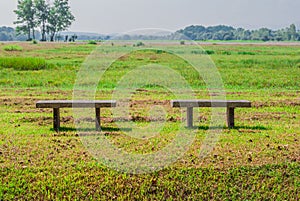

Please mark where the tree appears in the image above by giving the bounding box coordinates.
[14,0,75,42]
[14,0,37,40]
[288,24,297,40]
[34,0,49,41]
[47,0,75,41]
[0,26,15,41]
[258,28,272,41]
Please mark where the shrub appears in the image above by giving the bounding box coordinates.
[0,57,51,70]
[32,40,38,44]
[134,42,145,47]
[238,51,255,55]
[180,41,185,45]
[205,50,215,55]
[3,45,23,51]
[191,50,215,55]
[88,40,97,45]
[154,50,164,54]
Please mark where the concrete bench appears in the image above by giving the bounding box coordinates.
[36,100,117,132]
[171,100,251,128]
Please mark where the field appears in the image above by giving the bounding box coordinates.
[0,41,299,200]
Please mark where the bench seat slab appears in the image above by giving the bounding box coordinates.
[171,100,251,108]
[36,100,117,108]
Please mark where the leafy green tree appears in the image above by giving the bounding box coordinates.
[0,27,14,41]
[258,28,272,41]
[212,31,224,40]
[273,29,284,41]
[47,0,75,41]
[34,0,49,41]
[14,0,37,40]
[288,24,297,40]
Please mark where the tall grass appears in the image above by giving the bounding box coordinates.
[3,45,23,51]
[0,57,52,70]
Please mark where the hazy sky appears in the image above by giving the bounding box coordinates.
[1,0,300,34]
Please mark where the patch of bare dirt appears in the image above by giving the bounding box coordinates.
[1,97,38,108]
[118,54,130,61]
[129,99,169,107]
[45,90,71,96]
[253,99,300,108]
[246,112,297,121]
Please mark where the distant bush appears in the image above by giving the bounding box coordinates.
[0,57,51,70]
[154,50,164,54]
[191,50,215,55]
[134,42,145,47]
[3,45,23,51]
[238,51,256,55]
[88,40,97,45]
[205,50,215,55]
[32,40,38,44]
[180,41,185,45]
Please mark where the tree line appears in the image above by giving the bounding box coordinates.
[14,0,75,41]
[174,24,300,41]
[0,26,26,41]
[0,26,110,42]
[2,22,300,42]
[90,24,300,41]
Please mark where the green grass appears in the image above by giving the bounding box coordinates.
[1,163,299,200]
[0,57,52,70]
[0,42,299,200]
[0,43,298,89]
[3,45,23,52]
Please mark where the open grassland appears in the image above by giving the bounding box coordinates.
[0,41,299,200]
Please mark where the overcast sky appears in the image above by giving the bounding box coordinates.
[1,0,300,34]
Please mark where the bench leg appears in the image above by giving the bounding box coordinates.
[95,108,101,131]
[187,107,194,128]
[227,107,235,128]
[53,108,60,132]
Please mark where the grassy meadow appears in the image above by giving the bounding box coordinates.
[0,41,299,200]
